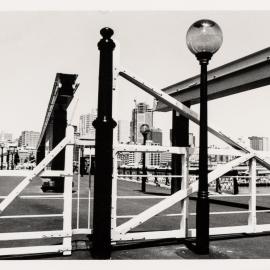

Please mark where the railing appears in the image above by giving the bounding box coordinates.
[117,166,173,187]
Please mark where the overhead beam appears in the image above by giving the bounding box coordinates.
[156,47,270,111]
[36,73,79,151]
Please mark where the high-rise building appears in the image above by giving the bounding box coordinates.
[118,120,130,144]
[125,141,141,166]
[79,109,97,139]
[18,131,40,149]
[150,128,163,145]
[130,102,153,144]
[237,137,250,147]
[0,131,12,142]
[249,136,269,151]
[160,152,172,167]
[145,140,161,167]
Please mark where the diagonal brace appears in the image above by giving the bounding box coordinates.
[115,153,254,235]
[0,137,71,214]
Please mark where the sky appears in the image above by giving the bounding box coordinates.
[1,9,270,147]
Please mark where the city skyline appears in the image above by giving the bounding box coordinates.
[77,104,270,152]
[1,11,270,148]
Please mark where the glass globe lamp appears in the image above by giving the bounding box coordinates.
[186,19,223,60]
[140,124,150,136]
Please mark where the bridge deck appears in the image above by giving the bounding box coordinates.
[0,175,270,250]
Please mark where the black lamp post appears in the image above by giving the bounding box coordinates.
[10,147,16,170]
[6,149,10,170]
[0,145,3,170]
[186,19,223,254]
[140,124,150,192]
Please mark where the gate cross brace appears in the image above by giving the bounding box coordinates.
[0,137,70,214]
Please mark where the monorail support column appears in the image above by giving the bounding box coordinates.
[50,105,67,193]
[171,102,190,194]
[36,138,45,165]
[248,157,257,232]
[92,27,117,259]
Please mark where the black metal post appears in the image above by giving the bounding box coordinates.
[92,27,116,259]
[171,103,190,194]
[154,168,158,185]
[165,167,169,185]
[6,150,10,170]
[51,105,66,192]
[0,147,3,170]
[233,178,239,195]
[216,178,221,193]
[142,133,147,192]
[11,150,14,170]
[196,52,211,254]
[137,167,140,181]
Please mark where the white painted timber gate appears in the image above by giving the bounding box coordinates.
[2,41,270,258]
[0,125,76,257]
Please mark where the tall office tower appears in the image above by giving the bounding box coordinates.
[249,136,269,151]
[263,137,269,151]
[118,120,130,144]
[125,142,141,166]
[160,152,172,167]
[237,137,250,147]
[79,109,97,139]
[145,140,161,167]
[18,131,40,148]
[130,102,153,144]
[149,128,163,145]
[0,131,12,142]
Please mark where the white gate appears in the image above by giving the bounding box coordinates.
[0,125,74,257]
[110,148,270,243]
[111,145,189,242]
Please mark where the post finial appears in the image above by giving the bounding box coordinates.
[98,27,115,51]
[100,27,114,39]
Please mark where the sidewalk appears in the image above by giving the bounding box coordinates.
[9,231,270,260]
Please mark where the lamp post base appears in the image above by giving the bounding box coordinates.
[196,193,209,254]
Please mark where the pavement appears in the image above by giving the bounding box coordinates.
[7,231,270,260]
[2,175,270,261]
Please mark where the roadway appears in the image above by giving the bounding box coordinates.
[0,175,270,258]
